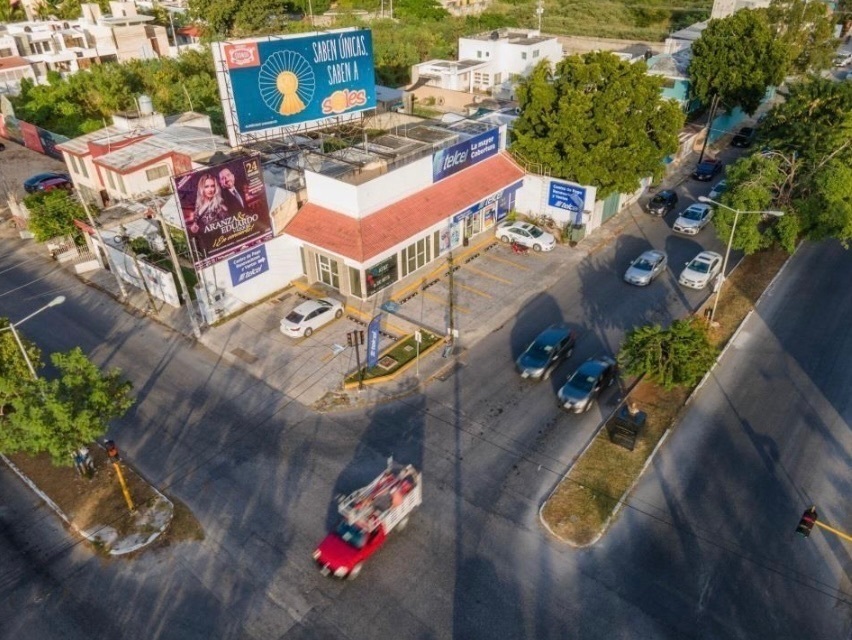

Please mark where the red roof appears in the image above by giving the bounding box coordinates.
[0,56,31,71]
[286,153,525,263]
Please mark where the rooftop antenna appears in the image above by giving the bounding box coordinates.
[536,0,544,33]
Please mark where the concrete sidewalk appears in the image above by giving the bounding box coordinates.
[76,151,704,411]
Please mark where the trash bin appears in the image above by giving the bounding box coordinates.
[569,224,586,245]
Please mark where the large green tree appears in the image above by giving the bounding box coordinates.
[618,318,717,390]
[511,52,684,197]
[0,323,41,417]
[765,0,837,75]
[0,345,134,467]
[689,9,787,115]
[23,190,85,242]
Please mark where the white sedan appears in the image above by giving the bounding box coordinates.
[679,251,723,290]
[496,221,556,252]
[280,298,344,338]
[673,203,713,235]
[708,179,727,201]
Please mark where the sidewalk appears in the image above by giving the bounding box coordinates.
[76,151,704,412]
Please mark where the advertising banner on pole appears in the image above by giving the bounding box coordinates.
[175,155,273,269]
[366,313,382,368]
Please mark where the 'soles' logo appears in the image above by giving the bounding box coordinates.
[226,45,258,68]
[321,89,368,115]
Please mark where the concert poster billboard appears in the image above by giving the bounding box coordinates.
[175,155,273,269]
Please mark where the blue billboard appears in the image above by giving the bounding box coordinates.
[220,29,377,134]
[228,245,270,286]
[432,129,499,182]
[548,180,587,214]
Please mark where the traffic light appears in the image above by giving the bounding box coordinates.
[796,506,818,537]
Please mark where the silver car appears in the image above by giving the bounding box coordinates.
[624,249,668,286]
[678,251,723,290]
[496,221,556,252]
[673,203,713,235]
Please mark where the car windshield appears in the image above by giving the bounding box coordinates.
[335,522,367,548]
[529,341,554,358]
[698,163,715,172]
[651,195,667,205]
[683,208,705,221]
[713,182,727,193]
[285,311,305,323]
[633,258,654,271]
[688,260,711,274]
[568,371,596,393]
[528,226,544,238]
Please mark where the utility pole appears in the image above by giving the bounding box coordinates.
[443,251,455,359]
[151,198,201,339]
[698,93,721,165]
[347,330,366,390]
[79,197,128,299]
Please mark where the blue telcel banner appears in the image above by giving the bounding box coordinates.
[432,129,499,182]
[228,245,269,286]
[547,180,587,213]
[222,29,377,134]
[367,313,382,368]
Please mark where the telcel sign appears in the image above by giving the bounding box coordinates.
[215,29,377,141]
[433,129,499,182]
[548,180,587,213]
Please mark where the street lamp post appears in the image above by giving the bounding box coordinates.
[698,196,784,324]
[0,296,67,380]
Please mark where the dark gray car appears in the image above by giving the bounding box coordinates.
[516,325,577,380]
[557,356,618,413]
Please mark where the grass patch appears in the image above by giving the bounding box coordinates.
[541,246,790,545]
[345,331,440,384]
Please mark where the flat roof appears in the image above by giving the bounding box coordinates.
[285,153,525,263]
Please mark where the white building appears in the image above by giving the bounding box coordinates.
[710,0,772,19]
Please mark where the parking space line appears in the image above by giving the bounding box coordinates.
[423,289,470,313]
[463,265,513,285]
[456,282,492,299]
[482,252,532,270]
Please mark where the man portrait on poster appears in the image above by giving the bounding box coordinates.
[219,166,247,213]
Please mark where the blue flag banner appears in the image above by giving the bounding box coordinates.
[367,313,382,368]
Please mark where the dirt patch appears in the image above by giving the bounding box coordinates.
[541,246,791,545]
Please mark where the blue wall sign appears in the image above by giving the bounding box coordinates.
[221,30,377,134]
[548,181,587,213]
[366,313,383,368]
[228,245,269,286]
[433,129,499,182]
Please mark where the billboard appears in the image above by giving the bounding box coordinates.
[228,245,270,286]
[432,129,499,182]
[175,155,273,269]
[215,29,376,140]
[548,180,587,214]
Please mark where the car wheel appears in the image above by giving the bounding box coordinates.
[543,367,552,381]
[500,235,510,243]
[533,244,542,252]
[304,327,313,338]
[334,309,343,319]
[348,563,363,580]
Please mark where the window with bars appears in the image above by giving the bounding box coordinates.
[402,236,431,277]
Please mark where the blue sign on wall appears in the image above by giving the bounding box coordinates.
[548,180,587,213]
[433,129,499,182]
[221,29,377,134]
[228,245,269,286]
[366,313,382,368]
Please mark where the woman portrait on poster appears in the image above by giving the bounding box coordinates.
[189,173,227,233]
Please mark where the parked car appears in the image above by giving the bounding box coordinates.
[623,249,668,286]
[673,203,714,235]
[516,324,577,380]
[23,171,72,194]
[496,221,555,252]
[678,251,723,290]
[692,159,723,181]
[834,52,852,67]
[708,179,728,201]
[557,356,618,413]
[731,127,756,148]
[280,297,344,338]
[646,190,679,216]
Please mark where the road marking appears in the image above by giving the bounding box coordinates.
[423,290,470,313]
[482,252,532,270]
[463,265,513,284]
[456,282,492,298]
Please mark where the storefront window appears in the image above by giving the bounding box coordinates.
[366,255,398,296]
[317,254,339,289]
[349,266,362,298]
[403,237,431,277]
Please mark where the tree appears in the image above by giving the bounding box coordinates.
[618,318,717,390]
[0,321,42,417]
[689,9,787,115]
[765,0,838,75]
[0,347,134,467]
[23,190,85,242]
[511,52,684,197]
[393,0,449,21]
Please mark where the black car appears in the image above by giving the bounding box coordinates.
[557,356,618,413]
[731,127,756,148]
[24,171,72,194]
[692,159,723,181]
[646,190,679,216]
[516,324,577,380]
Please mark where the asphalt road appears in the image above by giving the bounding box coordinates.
[4,146,849,639]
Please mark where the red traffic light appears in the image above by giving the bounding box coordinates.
[795,506,818,537]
